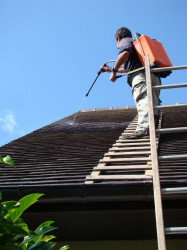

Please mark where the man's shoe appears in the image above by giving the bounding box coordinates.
[121,130,150,140]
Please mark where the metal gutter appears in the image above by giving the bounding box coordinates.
[1,180,187,204]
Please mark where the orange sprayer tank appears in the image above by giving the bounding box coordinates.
[133,35,172,67]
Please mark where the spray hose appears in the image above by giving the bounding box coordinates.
[116,66,145,79]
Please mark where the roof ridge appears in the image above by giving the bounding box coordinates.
[79,106,136,112]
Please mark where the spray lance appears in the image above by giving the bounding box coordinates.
[85,60,116,97]
[85,60,144,97]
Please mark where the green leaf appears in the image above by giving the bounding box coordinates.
[28,241,52,250]
[2,201,20,215]
[49,241,56,247]
[1,201,18,209]
[8,194,44,223]
[0,156,3,164]
[59,246,70,250]
[20,222,57,245]
[33,221,57,243]
[35,226,57,237]
[35,221,55,235]
[2,155,15,168]
[20,234,41,246]
[13,233,27,243]
[16,218,29,233]
[0,201,19,222]
[0,222,28,235]
[0,193,2,200]
[41,235,56,242]
[0,204,15,222]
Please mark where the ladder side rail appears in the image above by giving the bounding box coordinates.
[145,55,166,250]
[152,83,187,90]
[151,65,187,72]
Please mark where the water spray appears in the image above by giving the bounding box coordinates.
[71,60,119,125]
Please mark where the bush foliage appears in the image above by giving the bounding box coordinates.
[0,156,69,249]
[0,193,69,249]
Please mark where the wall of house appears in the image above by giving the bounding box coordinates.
[55,240,187,250]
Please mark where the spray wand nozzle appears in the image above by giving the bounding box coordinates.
[85,60,116,97]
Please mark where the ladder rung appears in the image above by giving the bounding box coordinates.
[105,151,151,157]
[154,103,187,110]
[151,65,187,72]
[114,143,151,147]
[159,154,187,161]
[94,165,152,171]
[165,227,187,235]
[86,174,152,181]
[152,83,187,90]
[156,127,187,134]
[109,146,151,151]
[162,187,187,194]
[100,157,151,163]
[117,138,151,142]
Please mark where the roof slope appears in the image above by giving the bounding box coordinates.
[0,108,136,187]
[0,106,187,195]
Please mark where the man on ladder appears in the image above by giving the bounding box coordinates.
[101,27,161,139]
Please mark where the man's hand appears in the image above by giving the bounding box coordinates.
[100,64,116,82]
[110,71,116,82]
[109,50,129,82]
[100,65,111,72]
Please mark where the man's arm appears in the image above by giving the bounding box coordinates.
[101,65,124,73]
[110,50,129,82]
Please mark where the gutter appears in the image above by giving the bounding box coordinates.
[1,180,187,203]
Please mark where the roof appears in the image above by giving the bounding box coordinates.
[0,106,187,240]
[0,106,187,189]
[0,107,137,189]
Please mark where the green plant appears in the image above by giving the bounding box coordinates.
[0,193,69,250]
[0,155,15,168]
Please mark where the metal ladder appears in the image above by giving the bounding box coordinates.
[145,55,187,250]
[85,56,187,249]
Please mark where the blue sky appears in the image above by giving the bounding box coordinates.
[0,0,186,146]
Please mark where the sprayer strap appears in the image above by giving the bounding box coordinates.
[116,66,145,79]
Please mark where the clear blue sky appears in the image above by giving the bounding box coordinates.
[0,0,186,146]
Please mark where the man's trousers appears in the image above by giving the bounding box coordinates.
[131,72,161,132]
